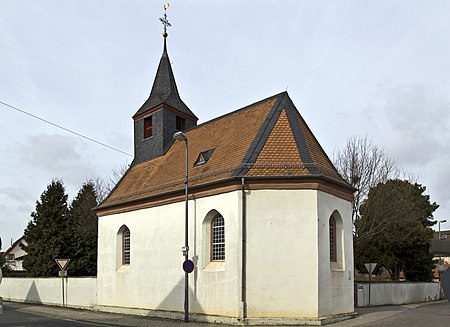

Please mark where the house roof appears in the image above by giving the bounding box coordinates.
[133,38,197,120]
[2,236,25,256]
[97,92,352,214]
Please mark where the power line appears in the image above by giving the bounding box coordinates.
[0,100,187,179]
[0,100,133,157]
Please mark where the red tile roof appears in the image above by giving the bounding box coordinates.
[97,92,352,214]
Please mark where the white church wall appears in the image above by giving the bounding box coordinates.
[245,189,320,318]
[97,187,354,321]
[97,191,241,318]
[317,191,354,316]
[192,191,241,317]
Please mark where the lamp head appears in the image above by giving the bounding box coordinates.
[173,131,187,141]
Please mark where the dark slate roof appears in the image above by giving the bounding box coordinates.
[98,92,353,213]
[133,39,197,119]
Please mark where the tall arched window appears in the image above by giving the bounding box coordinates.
[329,211,344,269]
[329,216,337,262]
[211,215,225,261]
[122,226,131,265]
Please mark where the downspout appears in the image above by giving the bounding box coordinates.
[241,177,247,322]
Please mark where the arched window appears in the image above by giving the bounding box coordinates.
[329,211,344,269]
[329,216,337,262]
[121,226,131,265]
[211,215,225,261]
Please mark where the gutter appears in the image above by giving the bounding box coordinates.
[241,177,247,321]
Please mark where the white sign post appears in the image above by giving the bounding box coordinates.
[365,263,377,307]
[55,259,70,307]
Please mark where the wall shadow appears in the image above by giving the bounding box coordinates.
[156,276,204,315]
[25,281,42,304]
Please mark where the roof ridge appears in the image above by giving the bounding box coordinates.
[290,103,344,181]
[186,92,288,133]
[232,93,289,177]
[283,97,320,175]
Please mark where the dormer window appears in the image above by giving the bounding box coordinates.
[194,149,215,166]
[196,153,206,166]
[176,116,186,132]
[144,116,153,138]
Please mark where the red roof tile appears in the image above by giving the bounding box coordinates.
[97,92,352,213]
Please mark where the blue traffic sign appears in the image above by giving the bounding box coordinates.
[183,259,195,273]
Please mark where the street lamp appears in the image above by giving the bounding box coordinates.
[173,131,189,322]
[438,219,447,299]
[439,220,447,241]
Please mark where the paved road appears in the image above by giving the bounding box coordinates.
[0,306,95,327]
[0,302,209,327]
[1,301,450,327]
[334,301,450,327]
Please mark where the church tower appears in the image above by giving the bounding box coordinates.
[132,10,197,165]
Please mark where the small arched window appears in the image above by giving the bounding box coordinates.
[329,216,337,262]
[122,227,131,265]
[211,215,225,261]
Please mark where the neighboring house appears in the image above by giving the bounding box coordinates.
[432,230,450,280]
[432,230,450,264]
[2,236,27,272]
[95,32,355,325]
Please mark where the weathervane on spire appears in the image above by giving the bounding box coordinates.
[159,3,171,38]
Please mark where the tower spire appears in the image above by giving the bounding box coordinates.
[132,3,198,164]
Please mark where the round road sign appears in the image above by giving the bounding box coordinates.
[183,259,195,273]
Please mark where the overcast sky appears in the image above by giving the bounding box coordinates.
[1,0,449,248]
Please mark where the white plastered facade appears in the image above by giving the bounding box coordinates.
[97,187,354,324]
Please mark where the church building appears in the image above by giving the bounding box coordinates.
[96,16,355,325]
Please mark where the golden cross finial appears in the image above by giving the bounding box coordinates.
[159,3,171,37]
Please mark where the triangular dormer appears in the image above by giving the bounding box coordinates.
[132,36,198,165]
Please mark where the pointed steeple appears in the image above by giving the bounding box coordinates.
[133,37,197,120]
[132,8,198,165]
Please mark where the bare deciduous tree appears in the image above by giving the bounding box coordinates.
[333,135,398,224]
[94,163,130,202]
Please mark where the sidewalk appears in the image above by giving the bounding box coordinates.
[3,300,448,327]
[332,301,448,327]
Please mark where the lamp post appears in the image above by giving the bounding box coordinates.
[173,131,189,322]
[439,220,447,241]
[438,219,447,299]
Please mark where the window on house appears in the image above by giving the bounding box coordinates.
[122,227,131,265]
[329,216,337,262]
[144,116,153,138]
[211,215,225,261]
[176,115,186,132]
[7,254,15,261]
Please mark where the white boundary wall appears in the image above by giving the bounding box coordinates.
[0,278,441,315]
[355,282,439,307]
[0,277,96,309]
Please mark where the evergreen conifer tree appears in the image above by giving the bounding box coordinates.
[67,181,99,276]
[22,179,70,277]
[355,179,438,281]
